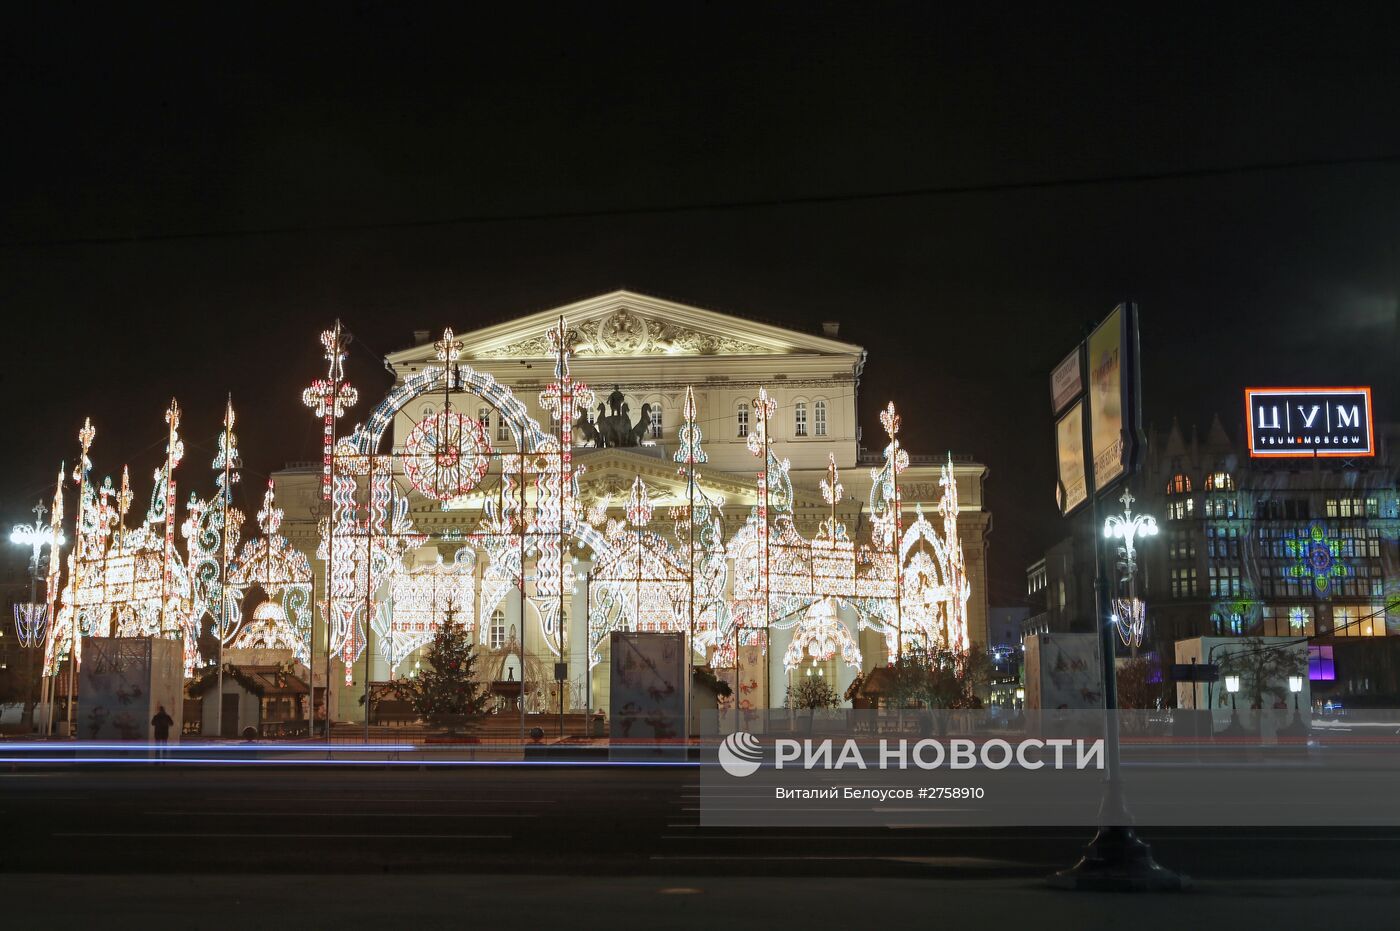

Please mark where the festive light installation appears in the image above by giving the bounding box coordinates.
[782,596,861,672]
[226,481,315,661]
[1103,488,1158,648]
[403,410,492,502]
[531,318,595,654]
[318,450,425,683]
[47,408,199,676]
[11,501,63,647]
[302,321,358,501]
[376,549,475,673]
[185,399,244,654]
[586,476,691,666]
[673,385,728,659]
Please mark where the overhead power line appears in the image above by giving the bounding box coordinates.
[4,152,1398,250]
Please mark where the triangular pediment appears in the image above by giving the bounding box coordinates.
[388,290,864,364]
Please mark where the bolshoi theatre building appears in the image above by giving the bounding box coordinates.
[45,290,990,725]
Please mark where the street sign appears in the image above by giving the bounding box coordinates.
[1171,663,1219,683]
[1051,348,1082,415]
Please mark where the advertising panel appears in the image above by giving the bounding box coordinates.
[1086,306,1125,488]
[1054,401,1087,516]
[1245,387,1373,458]
[609,631,686,755]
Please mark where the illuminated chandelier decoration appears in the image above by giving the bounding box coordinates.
[782,596,861,672]
[1103,487,1158,648]
[1287,520,1347,596]
[14,604,48,649]
[375,548,475,673]
[226,481,315,661]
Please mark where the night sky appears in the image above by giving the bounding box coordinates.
[3,3,1398,605]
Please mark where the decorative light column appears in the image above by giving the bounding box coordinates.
[11,501,64,728]
[303,321,356,739]
[1102,488,1158,651]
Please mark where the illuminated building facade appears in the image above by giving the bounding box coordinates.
[1026,411,1400,704]
[268,291,993,718]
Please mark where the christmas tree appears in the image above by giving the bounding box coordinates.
[398,609,488,721]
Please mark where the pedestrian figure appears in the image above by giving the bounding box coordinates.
[151,704,174,759]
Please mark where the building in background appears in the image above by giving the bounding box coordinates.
[1025,406,1399,707]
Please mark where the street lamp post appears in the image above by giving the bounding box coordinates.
[1102,489,1157,655]
[11,503,64,730]
[1223,674,1243,736]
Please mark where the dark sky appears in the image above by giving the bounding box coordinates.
[3,2,1398,605]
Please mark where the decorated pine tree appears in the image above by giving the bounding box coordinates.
[400,609,488,720]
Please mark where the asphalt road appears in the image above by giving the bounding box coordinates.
[5,874,1400,930]
[3,766,1400,882]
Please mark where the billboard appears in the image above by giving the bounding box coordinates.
[78,637,184,741]
[1054,401,1087,515]
[1086,306,1125,488]
[609,631,686,756]
[1245,387,1373,458]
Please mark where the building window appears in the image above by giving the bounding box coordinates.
[1206,527,1240,559]
[814,400,827,437]
[649,405,663,439]
[1308,645,1336,681]
[1170,529,1197,560]
[1169,498,1194,521]
[489,609,506,650]
[737,403,749,438]
[1204,472,1235,492]
[420,403,436,419]
[1211,611,1245,636]
[1332,605,1386,638]
[1166,474,1193,495]
[497,414,511,443]
[1170,567,1197,598]
[1205,497,1237,518]
[1327,498,1365,518]
[478,407,490,432]
[794,401,808,437]
[1261,605,1315,637]
[1208,565,1240,598]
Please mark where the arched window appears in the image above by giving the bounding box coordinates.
[737,402,749,438]
[1166,474,1193,495]
[489,609,506,650]
[794,401,808,437]
[814,399,828,437]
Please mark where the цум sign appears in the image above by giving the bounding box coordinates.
[1245,387,1373,458]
